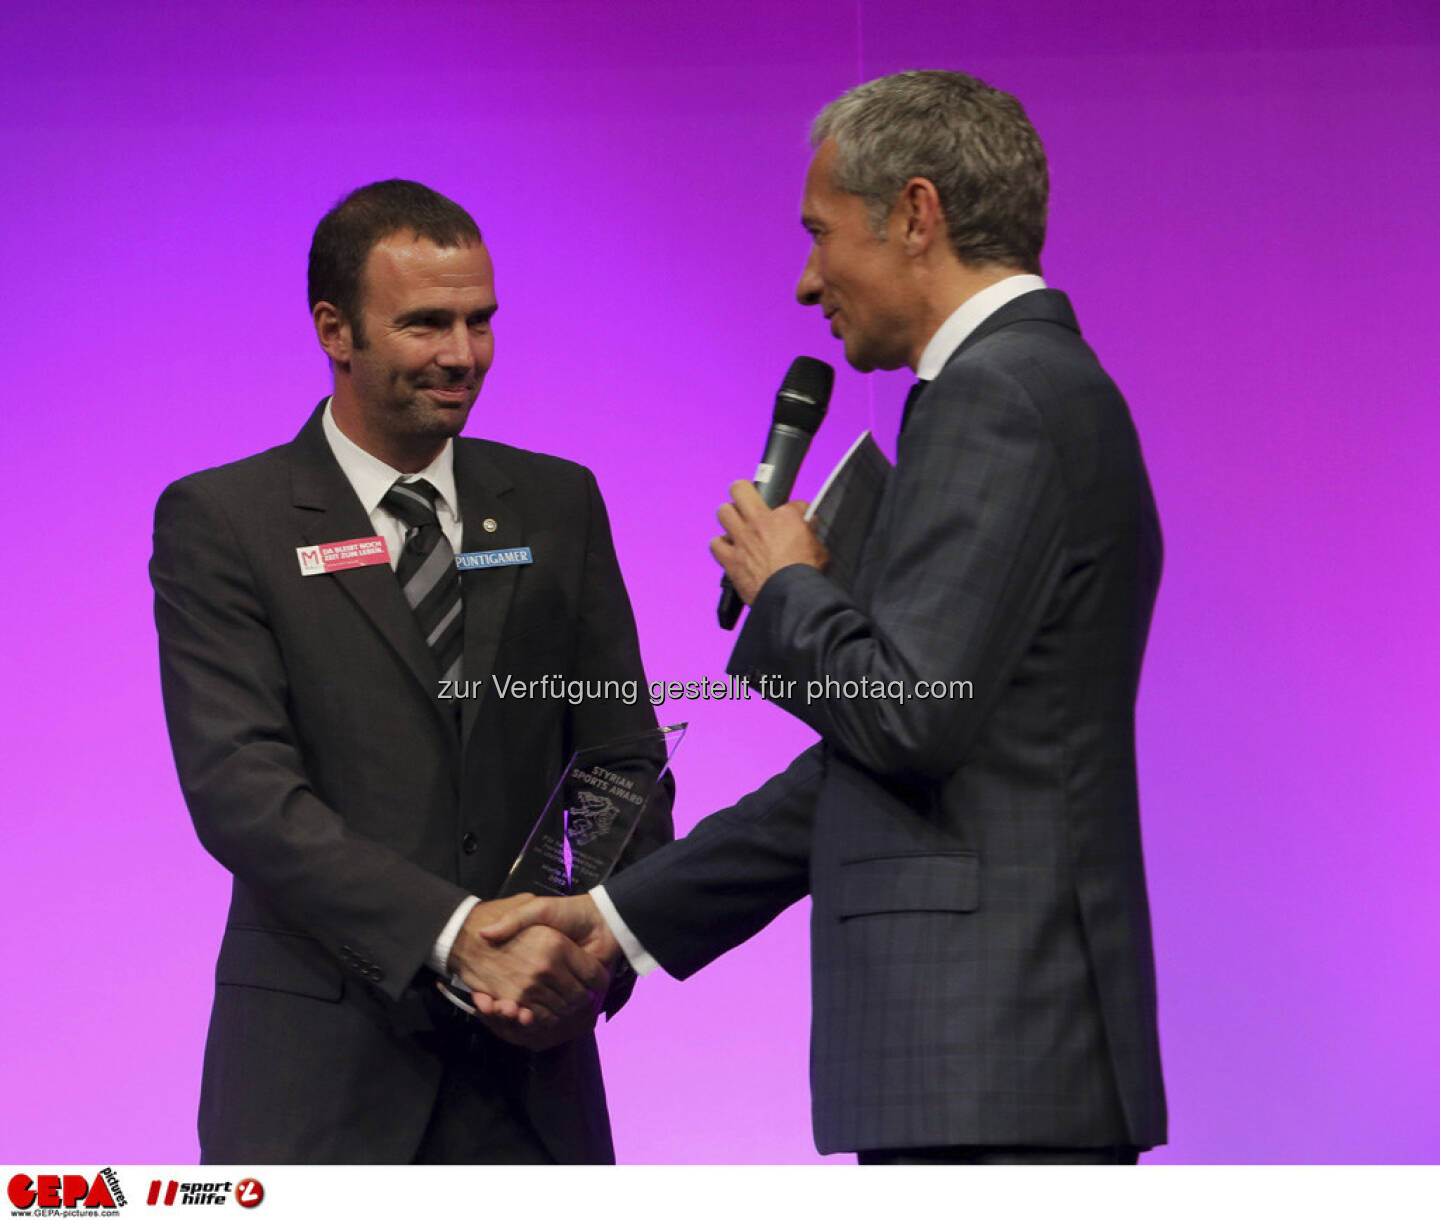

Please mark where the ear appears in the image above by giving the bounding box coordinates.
[312,301,353,364]
[897,176,944,256]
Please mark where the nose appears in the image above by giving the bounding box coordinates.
[437,321,475,370]
[796,246,822,306]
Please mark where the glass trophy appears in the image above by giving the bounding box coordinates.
[439,722,686,1016]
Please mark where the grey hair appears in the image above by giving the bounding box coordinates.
[811,70,1048,273]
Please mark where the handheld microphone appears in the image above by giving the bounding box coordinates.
[717,356,834,630]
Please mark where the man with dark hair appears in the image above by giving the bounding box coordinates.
[481,72,1167,1164]
[151,179,671,1163]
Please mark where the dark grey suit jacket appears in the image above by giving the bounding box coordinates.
[606,290,1165,1154]
[152,404,672,1163]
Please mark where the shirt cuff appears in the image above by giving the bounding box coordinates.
[429,895,481,975]
[590,884,660,977]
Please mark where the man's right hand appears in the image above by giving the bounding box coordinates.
[446,895,610,1027]
[474,893,621,969]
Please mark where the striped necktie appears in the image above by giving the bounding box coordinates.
[380,478,463,686]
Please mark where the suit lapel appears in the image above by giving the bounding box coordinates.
[452,440,521,751]
[287,404,451,738]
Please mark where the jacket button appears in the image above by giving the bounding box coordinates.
[462,832,478,855]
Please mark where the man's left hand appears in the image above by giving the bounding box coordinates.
[460,894,620,1050]
[710,480,828,605]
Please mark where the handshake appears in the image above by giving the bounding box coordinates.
[443,893,619,1052]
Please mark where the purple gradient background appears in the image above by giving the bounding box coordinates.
[3,0,1436,1165]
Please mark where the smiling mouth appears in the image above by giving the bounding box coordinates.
[422,384,474,402]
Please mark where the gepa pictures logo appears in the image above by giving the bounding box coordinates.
[7,1168,125,1214]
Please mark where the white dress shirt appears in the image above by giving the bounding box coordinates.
[593,272,1050,978]
[321,399,479,975]
[915,273,1046,380]
[321,399,464,563]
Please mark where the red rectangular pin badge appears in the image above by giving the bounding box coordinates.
[296,535,391,576]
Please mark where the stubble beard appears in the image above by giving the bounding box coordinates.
[365,385,479,469]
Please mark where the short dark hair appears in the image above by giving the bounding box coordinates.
[307,179,482,347]
[812,70,1049,273]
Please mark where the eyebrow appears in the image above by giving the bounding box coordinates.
[395,303,499,325]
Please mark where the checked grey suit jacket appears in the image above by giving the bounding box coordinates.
[605,290,1166,1154]
[152,405,672,1163]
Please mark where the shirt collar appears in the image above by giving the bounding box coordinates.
[915,273,1047,381]
[321,397,459,519]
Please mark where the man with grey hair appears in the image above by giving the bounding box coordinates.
[482,71,1166,1164]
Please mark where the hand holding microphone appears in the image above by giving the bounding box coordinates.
[711,481,828,607]
[715,357,834,627]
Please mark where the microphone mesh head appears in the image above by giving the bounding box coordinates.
[774,356,834,433]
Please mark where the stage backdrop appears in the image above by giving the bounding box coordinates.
[2,0,1436,1164]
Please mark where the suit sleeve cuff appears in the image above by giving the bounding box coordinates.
[428,894,481,975]
[590,884,660,977]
